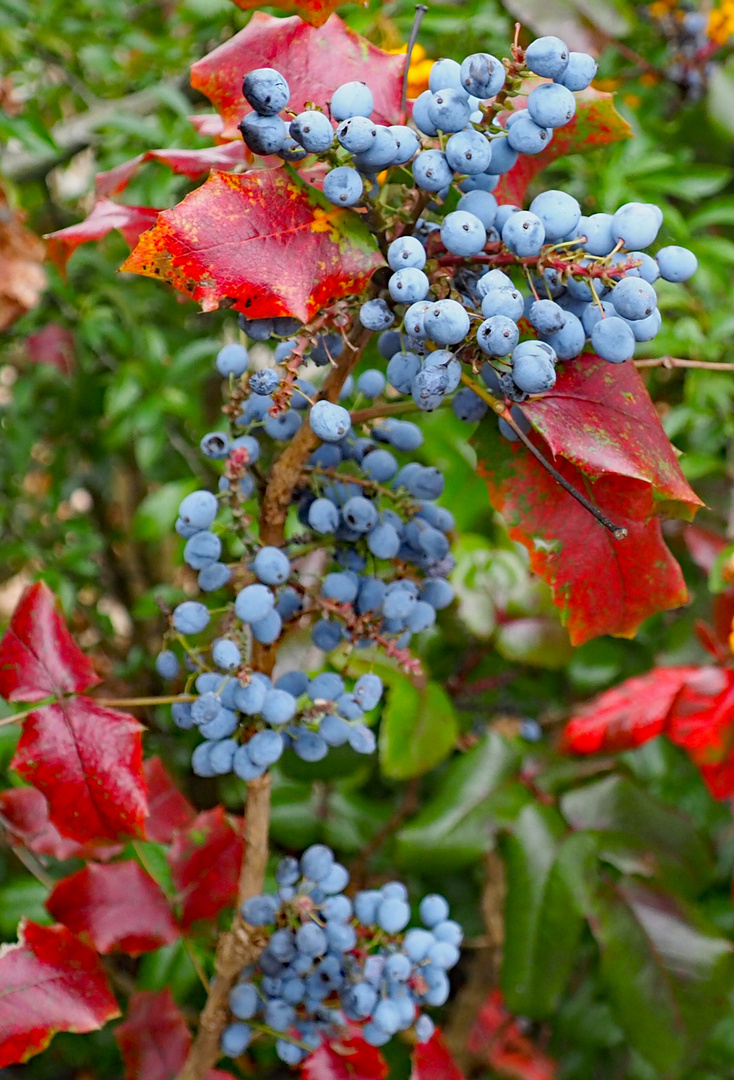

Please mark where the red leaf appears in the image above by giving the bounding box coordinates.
[115,990,236,1080]
[45,199,161,273]
[0,582,100,702]
[0,787,122,861]
[95,143,245,198]
[46,861,179,955]
[190,13,404,138]
[521,356,702,523]
[189,114,226,139]
[496,89,632,206]
[667,667,734,797]
[25,324,75,375]
[143,757,196,844]
[411,1031,466,1080]
[228,0,362,28]
[0,920,119,1067]
[11,695,147,843]
[167,807,243,930]
[121,168,383,323]
[302,1028,388,1080]
[467,991,557,1080]
[682,524,727,575]
[561,667,699,754]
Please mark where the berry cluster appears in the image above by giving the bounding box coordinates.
[221,844,461,1063]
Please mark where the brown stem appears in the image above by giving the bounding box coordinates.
[350,399,421,424]
[634,356,734,371]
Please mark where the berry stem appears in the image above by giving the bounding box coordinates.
[634,356,734,371]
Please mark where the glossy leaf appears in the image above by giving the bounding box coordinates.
[143,757,196,845]
[560,774,713,895]
[11,696,147,842]
[46,861,179,955]
[395,734,525,869]
[589,880,734,1074]
[411,1030,466,1080]
[190,14,404,137]
[302,1027,388,1080]
[167,806,243,931]
[501,805,587,1017]
[496,90,633,206]
[475,420,689,646]
[45,199,161,273]
[380,678,459,779]
[25,324,75,375]
[95,142,244,198]
[0,581,99,702]
[0,920,119,1067]
[0,787,121,862]
[121,168,383,323]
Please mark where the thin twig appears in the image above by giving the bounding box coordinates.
[350,400,421,424]
[634,356,734,371]
[401,5,429,116]
[0,812,54,888]
[461,373,628,540]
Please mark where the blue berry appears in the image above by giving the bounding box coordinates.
[242,67,289,115]
[310,400,352,442]
[460,52,505,97]
[330,81,373,121]
[172,601,210,635]
[656,245,697,282]
[290,109,334,152]
[525,36,569,79]
[216,342,249,377]
[324,166,363,207]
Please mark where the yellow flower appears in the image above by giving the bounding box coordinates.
[387,43,432,99]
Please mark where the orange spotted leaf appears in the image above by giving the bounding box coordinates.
[121,168,383,322]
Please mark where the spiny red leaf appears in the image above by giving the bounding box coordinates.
[25,324,75,375]
[301,1028,389,1080]
[522,356,703,522]
[190,13,404,138]
[45,199,161,273]
[561,667,700,754]
[115,990,235,1080]
[46,861,179,955]
[411,1031,466,1080]
[475,425,688,645]
[467,990,557,1080]
[95,143,245,198]
[228,0,365,28]
[167,806,243,930]
[0,920,119,1067]
[121,168,383,323]
[667,667,734,797]
[11,695,147,843]
[0,581,100,702]
[143,757,195,844]
[496,89,632,207]
[0,787,122,862]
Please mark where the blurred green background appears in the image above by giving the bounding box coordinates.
[3,1,734,1078]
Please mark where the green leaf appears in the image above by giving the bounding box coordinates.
[590,880,734,1076]
[501,805,592,1016]
[379,677,459,780]
[0,879,52,937]
[560,775,713,896]
[395,733,522,870]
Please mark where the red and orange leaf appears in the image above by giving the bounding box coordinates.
[0,581,99,703]
[115,990,235,1080]
[11,696,147,843]
[45,199,161,273]
[475,421,688,645]
[0,787,122,862]
[143,757,196,844]
[228,0,366,29]
[95,143,245,199]
[25,324,75,376]
[190,14,404,138]
[167,807,243,931]
[561,666,699,754]
[411,1031,466,1080]
[121,168,383,323]
[496,90,632,207]
[302,1027,389,1080]
[0,921,119,1067]
[46,861,179,955]
[522,357,703,521]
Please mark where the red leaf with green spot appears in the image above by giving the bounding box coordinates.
[0,581,99,702]
[46,861,179,955]
[143,756,196,844]
[121,168,383,323]
[190,13,404,138]
[411,1031,466,1080]
[495,89,633,207]
[0,920,119,1067]
[11,696,147,843]
[95,142,245,198]
[45,199,161,273]
[167,807,243,930]
[302,1027,388,1080]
